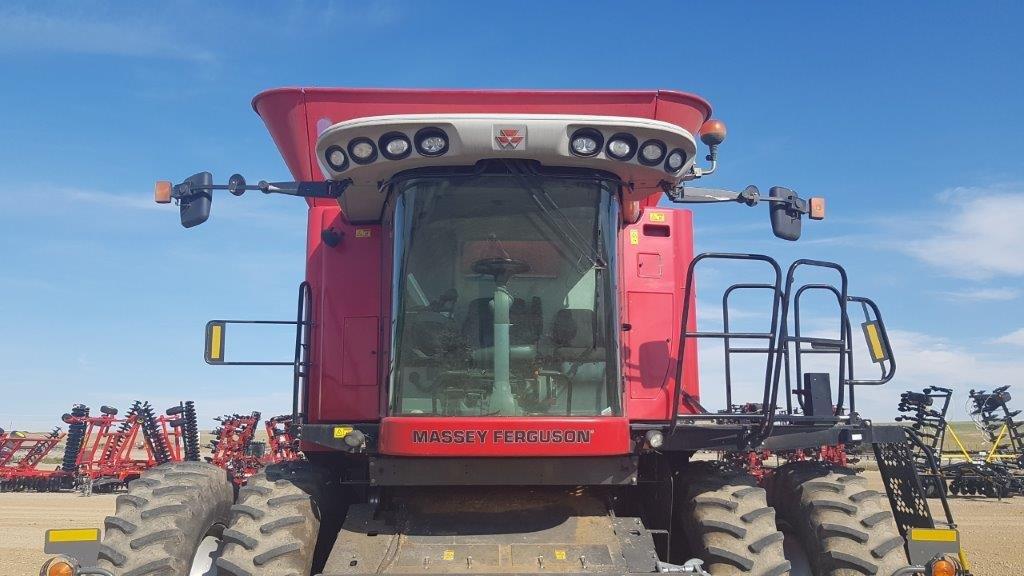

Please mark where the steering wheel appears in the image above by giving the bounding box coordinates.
[472,257,531,284]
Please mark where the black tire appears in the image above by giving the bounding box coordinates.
[97,461,233,576]
[767,462,906,575]
[215,462,330,576]
[674,462,791,575]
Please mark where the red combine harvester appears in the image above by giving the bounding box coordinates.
[89,89,967,576]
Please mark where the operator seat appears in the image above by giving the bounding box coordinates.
[546,309,607,414]
[550,309,604,361]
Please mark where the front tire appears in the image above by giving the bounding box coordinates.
[215,462,330,576]
[97,461,233,576]
[674,462,791,575]
[768,462,907,575]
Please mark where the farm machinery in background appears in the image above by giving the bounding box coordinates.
[1,401,199,493]
[62,401,202,492]
[1,402,300,493]
[0,427,67,491]
[897,385,1024,498]
[208,412,301,485]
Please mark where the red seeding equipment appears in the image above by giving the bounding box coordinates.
[0,427,69,491]
[56,400,201,492]
[208,412,301,485]
[265,414,300,464]
[209,411,263,485]
[4,400,290,495]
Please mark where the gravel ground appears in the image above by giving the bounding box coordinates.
[0,470,1019,575]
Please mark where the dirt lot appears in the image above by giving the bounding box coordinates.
[0,491,116,575]
[0,471,1020,575]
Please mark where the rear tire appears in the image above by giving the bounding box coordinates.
[674,462,791,575]
[215,462,331,576]
[767,462,907,575]
[97,461,233,576]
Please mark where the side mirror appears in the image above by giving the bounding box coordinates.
[769,186,802,241]
[179,172,213,228]
[204,321,226,364]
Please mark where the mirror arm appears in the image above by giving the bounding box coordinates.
[666,184,761,206]
[667,184,813,214]
[171,174,349,202]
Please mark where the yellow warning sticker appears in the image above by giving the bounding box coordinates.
[649,212,665,222]
[629,229,639,245]
[333,426,353,439]
[355,229,372,238]
[554,549,567,561]
[443,550,455,561]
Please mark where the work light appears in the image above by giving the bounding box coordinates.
[415,127,449,156]
[569,128,603,157]
[325,145,348,171]
[645,430,664,449]
[639,140,666,165]
[380,132,412,160]
[606,134,637,161]
[665,149,686,172]
[348,138,378,164]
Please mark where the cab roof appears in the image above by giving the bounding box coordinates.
[252,88,713,192]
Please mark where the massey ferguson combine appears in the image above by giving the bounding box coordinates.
[84,89,969,576]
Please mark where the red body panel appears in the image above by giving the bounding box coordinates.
[305,206,382,423]
[379,417,631,457]
[621,209,700,420]
[252,88,710,441]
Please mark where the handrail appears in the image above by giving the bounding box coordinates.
[669,253,783,438]
[845,295,896,386]
[292,281,313,434]
[668,254,897,447]
[904,428,956,528]
[723,283,778,410]
[780,260,849,422]
[791,283,851,415]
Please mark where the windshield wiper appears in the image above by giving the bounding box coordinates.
[504,161,606,271]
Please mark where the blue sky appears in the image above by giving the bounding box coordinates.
[1,1,1022,428]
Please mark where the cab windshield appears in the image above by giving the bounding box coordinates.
[388,167,620,417]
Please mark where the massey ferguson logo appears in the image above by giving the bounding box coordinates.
[493,126,526,150]
[411,428,593,444]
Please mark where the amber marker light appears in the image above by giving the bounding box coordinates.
[929,557,957,576]
[155,180,173,204]
[40,557,74,576]
[699,118,728,147]
[809,197,826,220]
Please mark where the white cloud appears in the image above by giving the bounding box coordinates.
[936,287,1021,302]
[695,328,1024,421]
[994,328,1024,347]
[905,184,1024,279]
[857,329,1024,420]
[58,186,161,211]
[0,6,215,61]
